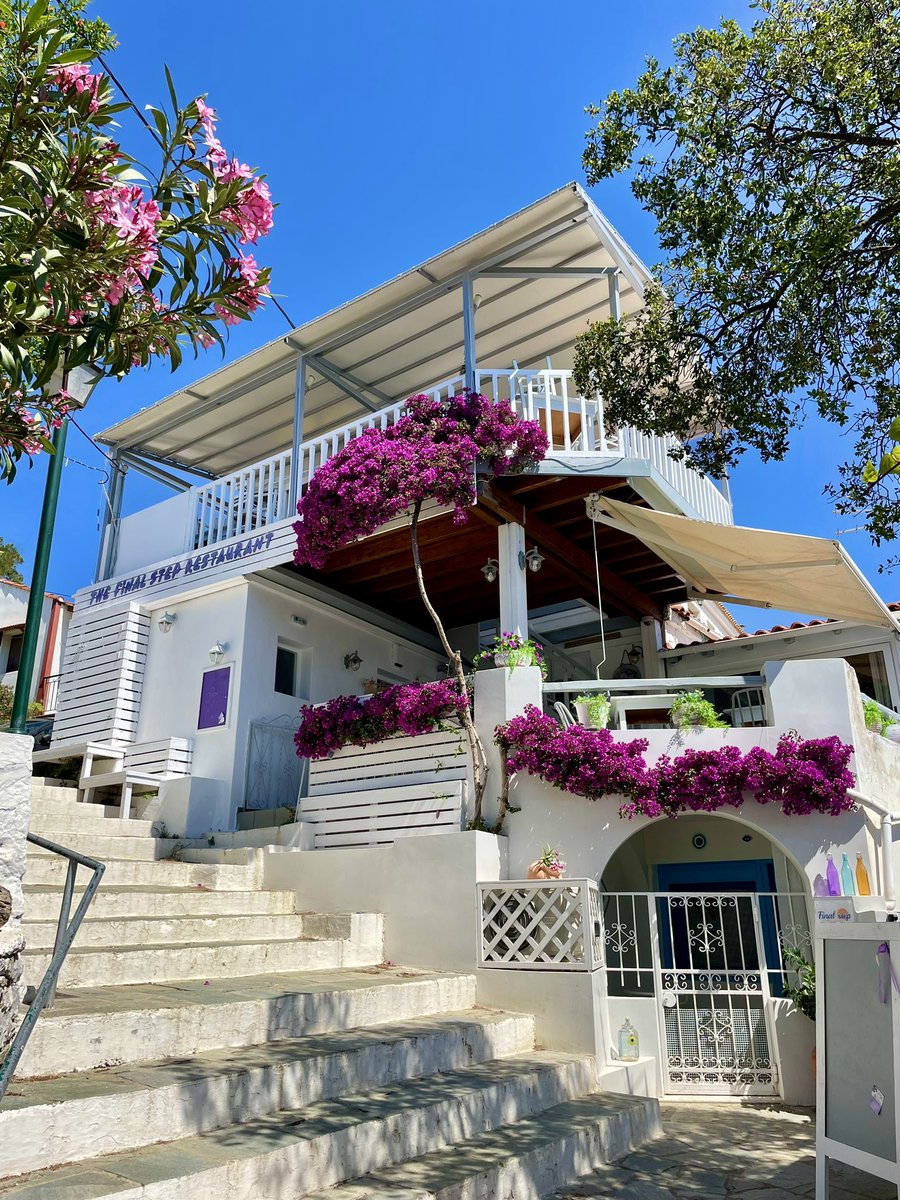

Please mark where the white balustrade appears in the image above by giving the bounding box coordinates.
[477,878,603,971]
[186,368,732,552]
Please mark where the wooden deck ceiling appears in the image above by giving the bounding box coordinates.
[287,475,688,632]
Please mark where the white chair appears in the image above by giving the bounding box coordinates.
[730,688,768,727]
[554,701,577,728]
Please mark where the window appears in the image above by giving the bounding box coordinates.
[5,633,22,674]
[844,651,893,709]
[274,645,297,696]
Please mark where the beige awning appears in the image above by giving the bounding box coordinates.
[587,496,899,630]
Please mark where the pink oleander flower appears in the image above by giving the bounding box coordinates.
[52,63,103,113]
[219,172,274,245]
[215,253,268,325]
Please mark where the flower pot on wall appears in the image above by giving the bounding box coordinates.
[527,861,564,880]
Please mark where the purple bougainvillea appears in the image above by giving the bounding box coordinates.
[293,392,548,569]
[495,709,856,819]
[295,680,469,760]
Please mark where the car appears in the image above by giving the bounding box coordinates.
[24,716,54,751]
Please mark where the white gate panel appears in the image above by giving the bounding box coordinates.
[602,890,811,1098]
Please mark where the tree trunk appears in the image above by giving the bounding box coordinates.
[409,501,488,825]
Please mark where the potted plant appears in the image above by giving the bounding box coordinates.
[475,632,547,678]
[862,698,892,736]
[669,690,728,729]
[527,845,566,880]
[574,692,611,729]
[783,946,816,1074]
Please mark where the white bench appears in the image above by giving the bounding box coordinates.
[77,770,166,820]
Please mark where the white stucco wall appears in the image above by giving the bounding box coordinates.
[0,732,31,1054]
[263,830,505,973]
[136,581,250,811]
[113,492,194,576]
[134,576,446,823]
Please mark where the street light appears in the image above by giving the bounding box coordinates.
[9,364,101,733]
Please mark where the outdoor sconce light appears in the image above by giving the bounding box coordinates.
[473,293,483,309]
[158,612,176,634]
[344,650,363,671]
[208,641,227,665]
[519,547,544,574]
[481,558,499,583]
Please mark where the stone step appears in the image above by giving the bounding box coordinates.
[23,853,262,890]
[23,912,311,951]
[0,1010,534,1177]
[21,884,298,922]
[17,967,476,1077]
[0,1052,597,1198]
[302,1092,662,1200]
[29,781,80,799]
[27,833,182,861]
[24,925,383,989]
[27,808,160,837]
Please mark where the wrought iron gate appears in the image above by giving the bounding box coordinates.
[601,891,811,1097]
[244,717,307,812]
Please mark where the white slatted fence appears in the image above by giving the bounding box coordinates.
[298,728,470,848]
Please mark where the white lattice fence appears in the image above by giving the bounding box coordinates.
[477,880,602,971]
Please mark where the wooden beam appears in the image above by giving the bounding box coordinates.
[476,485,661,620]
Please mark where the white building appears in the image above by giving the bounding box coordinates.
[0,579,72,714]
[35,183,900,1106]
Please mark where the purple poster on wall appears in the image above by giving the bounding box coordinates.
[198,666,231,730]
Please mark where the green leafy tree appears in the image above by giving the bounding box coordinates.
[0,0,274,481]
[0,538,23,581]
[576,0,900,557]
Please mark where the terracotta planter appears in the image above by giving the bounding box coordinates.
[527,861,564,881]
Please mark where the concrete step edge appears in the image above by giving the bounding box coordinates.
[0,1052,597,1195]
[0,1011,536,1176]
[14,970,479,1078]
[301,1092,663,1200]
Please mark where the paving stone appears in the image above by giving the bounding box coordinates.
[619,1151,680,1176]
[734,1190,801,1200]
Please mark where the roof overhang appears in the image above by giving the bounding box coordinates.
[587,496,900,631]
[98,183,652,478]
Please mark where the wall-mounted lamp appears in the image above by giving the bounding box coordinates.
[481,558,499,583]
[518,547,544,574]
[158,612,176,634]
[344,650,363,671]
[291,614,307,627]
[473,293,483,309]
[208,641,227,665]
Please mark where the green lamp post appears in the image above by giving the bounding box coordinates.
[9,365,101,734]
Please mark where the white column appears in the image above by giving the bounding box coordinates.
[498,522,528,638]
[288,353,306,512]
[462,275,476,393]
[640,615,663,678]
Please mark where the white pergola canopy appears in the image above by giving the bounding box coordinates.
[97,183,651,479]
[588,496,899,630]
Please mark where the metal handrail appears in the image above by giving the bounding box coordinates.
[0,833,104,1101]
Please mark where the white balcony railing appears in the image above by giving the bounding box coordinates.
[187,368,731,553]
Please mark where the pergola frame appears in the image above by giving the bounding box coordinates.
[95,186,643,584]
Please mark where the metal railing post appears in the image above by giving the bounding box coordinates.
[0,834,104,1101]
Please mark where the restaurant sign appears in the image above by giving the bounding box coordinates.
[88,531,276,607]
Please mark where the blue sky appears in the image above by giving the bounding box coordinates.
[3,0,892,623]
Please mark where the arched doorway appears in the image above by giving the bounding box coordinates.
[599,815,812,1098]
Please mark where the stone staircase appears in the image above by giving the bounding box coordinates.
[0,779,660,1198]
